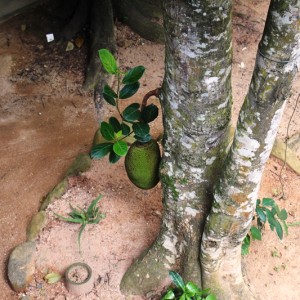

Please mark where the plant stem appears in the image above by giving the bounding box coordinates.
[116,71,122,118]
[120,130,134,141]
[141,88,161,111]
[288,222,300,227]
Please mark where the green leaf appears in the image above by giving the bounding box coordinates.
[205,295,217,300]
[94,213,105,223]
[282,220,289,235]
[115,130,123,139]
[54,213,84,224]
[265,208,277,228]
[90,143,113,159]
[256,207,266,223]
[69,205,83,215]
[161,290,175,300]
[141,104,159,123]
[169,271,185,291]
[45,272,62,284]
[241,234,250,256]
[274,220,283,240]
[273,204,281,216]
[103,84,117,98]
[100,122,115,141]
[122,103,141,122]
[98,49,118,74]
[179,294,187,300]
[102,85,117,106]
[69,210,85,220]
[278,209,288,221]
[119,82,140,99]
[102,94,116,106]
[185,282,201,296]
[121,122,131,135]
[87,195,102,216]
[262,198,275,207]
[109,117,122,133]
[250,226,262,240]
[132,122,150,138]
[122,66,145,85]
[134,133,152,143]
[113,140,128,156]
[109,151,121,164]
[202,288,212,295]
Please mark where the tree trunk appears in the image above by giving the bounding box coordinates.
[60,0,90,41]
[83,0,115,93]
[113,0,164,43]
[57,0,164,115]
[120,0,233,295]
[200,1,300,299]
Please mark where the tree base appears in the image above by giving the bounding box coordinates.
[201,245,258,300]
[120,242,171,297]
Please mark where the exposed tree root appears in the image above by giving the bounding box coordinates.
[121,201,207,296]
[113,0,164,43]
[120,219,179,296]
[201,246,257,300]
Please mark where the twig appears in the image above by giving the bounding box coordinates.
[279,93,300,199]
[141,88,161,111]
[40,95,45,108]
[288,222,300,227]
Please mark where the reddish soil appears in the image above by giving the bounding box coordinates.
[0,0,299,299]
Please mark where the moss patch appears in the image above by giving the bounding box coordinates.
[26,211,47,242]
[65,153,92,177]
[40,178,68,211]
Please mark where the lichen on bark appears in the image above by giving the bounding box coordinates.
[121,0,233,295]
[201,1,300,299]
[121,0,299,299]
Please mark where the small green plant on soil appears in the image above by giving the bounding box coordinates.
[54,195,105,252]
[161,271,216,300]
[242,198,288,255]
[44,271,62,284]
[90,49,160,162]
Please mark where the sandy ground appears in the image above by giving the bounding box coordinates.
[0,0,299,299]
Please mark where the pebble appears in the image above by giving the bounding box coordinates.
[8,242,36,292]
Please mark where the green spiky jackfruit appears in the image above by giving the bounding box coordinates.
[125,140,161,189]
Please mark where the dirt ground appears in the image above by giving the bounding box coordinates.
[0,0,299,299]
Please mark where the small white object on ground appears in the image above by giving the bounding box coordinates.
[46,33,54,43]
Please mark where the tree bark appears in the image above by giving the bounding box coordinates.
[201,1,300,299]
[60,0,90,41]
[57,0,163,114]
[83,0,115,92]
[120,0,233,295]
[113,0,164,43]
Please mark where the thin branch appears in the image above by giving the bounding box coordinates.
[141,88,161,111]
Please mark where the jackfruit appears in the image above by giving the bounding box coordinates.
[125,140,161,189]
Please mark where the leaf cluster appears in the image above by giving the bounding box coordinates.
[91,49,159,163]
[162,271,216,300]
[54,195,105,252]
[242,198,288,256]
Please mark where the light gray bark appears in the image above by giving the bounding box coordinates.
[120,0,233,295]
[201,1,300,299]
